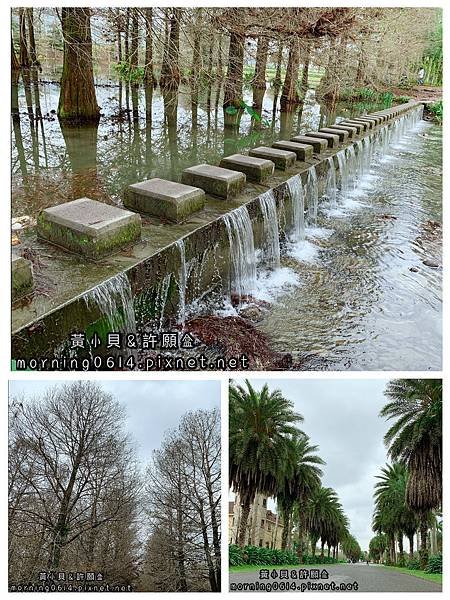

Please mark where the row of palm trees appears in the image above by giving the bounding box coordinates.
[229,380,360,561]
[370,379,442,570]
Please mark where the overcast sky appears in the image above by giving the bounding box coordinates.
[231,378,392,551]
[9,379,220,466]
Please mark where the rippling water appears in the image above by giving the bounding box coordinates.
[259,123,442,370]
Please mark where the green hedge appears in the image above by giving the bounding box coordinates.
[229,545,339,567]
[425,553,442,574]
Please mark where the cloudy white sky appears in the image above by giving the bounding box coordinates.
[231,378,392,551]
[9,379,220,465]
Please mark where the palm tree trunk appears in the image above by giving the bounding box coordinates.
[397,533,404,566]
[281,514,289,551]
[408,534,414,561]
[419,518,429,570]
[237,492,253,548]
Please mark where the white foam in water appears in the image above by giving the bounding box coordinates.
[253,266,301,302]
[306,166,319,224]
[306,226,334,240]
[84,271,136,334]
[287,239,320,263]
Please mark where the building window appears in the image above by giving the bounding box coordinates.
[261,519,265,527]
[268,523,271,531]
[259,539,263,547]
[266,542,270,548]
[232,518,235,526]
[262,499,267,507]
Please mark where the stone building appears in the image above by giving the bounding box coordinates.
[229,493,284,549]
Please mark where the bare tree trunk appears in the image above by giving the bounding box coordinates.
[281,514,289,551]
[223,30,244,109]
[160,9,181,89]
[19,8,30,68]
[300,40,311,100]
[26,8,40,68]
[58,7,99,124]
[130,8,138,73]
[397,533,404,565]
[143,8,154,85]
[280,37,300,111]
[252,36,268,114]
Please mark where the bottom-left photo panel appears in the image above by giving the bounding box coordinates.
[8,379,222,593]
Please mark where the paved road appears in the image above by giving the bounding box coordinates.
[229,563,442,593]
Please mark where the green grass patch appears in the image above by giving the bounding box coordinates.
[379,565,442,585]
[230,563,339,573]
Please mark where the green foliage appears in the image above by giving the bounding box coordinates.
[229,545,342,567]
[428,101,443,123]
[114,60,144,83]
[425,553,442,574]
[240,545,299,566]
[301,554,339,565]
[407,557,421,570]
[229,544,245,566]
[243,70,255,84]
[225,101,270,126]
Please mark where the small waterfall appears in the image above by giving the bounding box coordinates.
[224,205,257,301]
[324,156,337,205]
[287,174,305,242]
[84,272,136,334]
[336,149,350,198]
[176,239,187,328]
[345,146,358,192]
[258,189,280,270]
[156,273,172,331]
[306,166,319,224]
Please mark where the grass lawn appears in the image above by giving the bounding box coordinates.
[379,565,442,585]
[230,563,338,573]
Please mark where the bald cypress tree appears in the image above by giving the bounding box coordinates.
[58,8,100,124]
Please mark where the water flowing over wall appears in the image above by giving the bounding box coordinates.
[12,102,425,361]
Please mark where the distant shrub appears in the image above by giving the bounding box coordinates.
[428,101,443,123]
[406,557,421,570]
[425,553,442,574]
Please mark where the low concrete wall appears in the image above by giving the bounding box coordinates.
[12,101,423,362]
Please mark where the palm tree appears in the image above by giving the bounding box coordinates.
[381,379,442,569]
[276,434,324,552]
[369,533,387,563]
[373,463,418,565]
[342,534,361,563]
[305,486,341,557]
[229,380,302,547]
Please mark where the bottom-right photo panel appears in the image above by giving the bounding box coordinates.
[228,378,442,593]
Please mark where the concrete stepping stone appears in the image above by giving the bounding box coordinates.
[182,163,246,199]
[339,121,366,134]
[328,124,358,138]
[290,135,328,153]
[37,198,142,260]
[319,127,349,142]
[12,255,33,300]
[272,140,313,161]
[305,131,340,148]
[124,178,205,223]
[351,117,376,129]
[219,153,274,182]
[248,146,297,170]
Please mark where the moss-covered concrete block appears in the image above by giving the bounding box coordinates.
[124,178,205,222]
[37,198,141,260]
[219,153,274,182]
[12,255,33,301]
[290,135,328,153]
[329,124,358,138]
[181,164,246,199]
[339,120,366,134]
[248,146,297,170]
[272,140,313,161]
[305,131,340,148]
[319,127,349,142]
